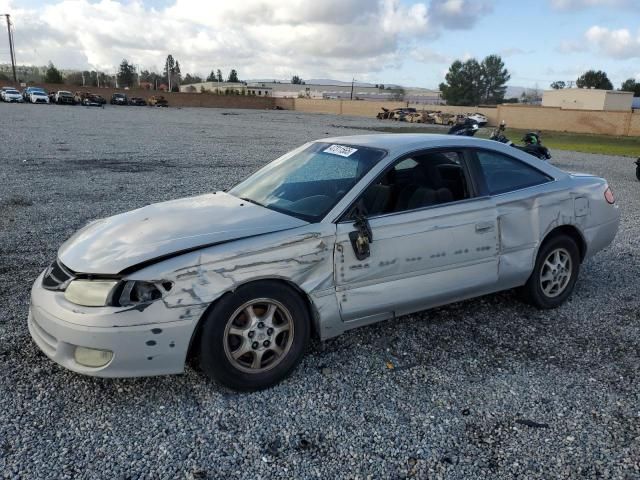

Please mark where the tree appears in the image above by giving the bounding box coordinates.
[439,59,482,106]
[183,73,202,84]
[164,54,176,90]
[216,69,223,82]
[117,59,136,88]
[64,72,84,86]
[439,55,509,106]
[174,61,182,84]
[206,70,217,82]
[480,55,510,104]
[291,75,302,84]
[227,69,239,82]
[550,81,566,90]
[43,62,63,84]
[576,70,613,90]
[621,78,640,97]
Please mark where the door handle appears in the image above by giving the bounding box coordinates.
[475,222,495,233]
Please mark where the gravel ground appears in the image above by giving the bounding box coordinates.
[0,103,639,479]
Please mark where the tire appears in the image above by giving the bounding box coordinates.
[199,281,310,391]
[521,235,580,309]
[636,164,640,182]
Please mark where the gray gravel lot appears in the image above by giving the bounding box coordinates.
[0,103,639,479]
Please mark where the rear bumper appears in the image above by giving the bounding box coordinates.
[28,272,202,377]
[584,215,620,260]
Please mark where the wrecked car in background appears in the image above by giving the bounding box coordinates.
[28,134,619,390]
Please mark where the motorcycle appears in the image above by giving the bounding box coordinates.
[490,122,552,160]
[447,119,479,136]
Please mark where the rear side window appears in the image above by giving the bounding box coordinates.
[476,150,551,195]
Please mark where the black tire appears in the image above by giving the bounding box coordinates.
[636,164,640,182]
[199,281,310,391]
[521,235,580,309]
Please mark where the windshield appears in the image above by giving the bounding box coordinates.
[229,142,386,222]
[6,90,18,94]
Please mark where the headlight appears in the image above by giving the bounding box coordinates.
[114,280,172,307]
[64,280,118,307]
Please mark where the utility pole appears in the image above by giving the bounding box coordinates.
[4,14,17,83]
[350,78,354,100]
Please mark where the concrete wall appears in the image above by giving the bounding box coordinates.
[497,104,639,136]
[604,91,634,111]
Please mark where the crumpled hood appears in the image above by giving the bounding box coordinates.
[58,192,307,274]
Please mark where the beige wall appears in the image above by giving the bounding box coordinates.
[497,104,638,136]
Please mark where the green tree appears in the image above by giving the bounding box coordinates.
[480,55,510,104]
[227,69,239,82]
[183,73,202,84]
[621,78,640,97]
[117,59,136,88]
[216,69,223,82]
[576,70,613,90]
[439,59,482,106]
[206,70,216,82]
[43,62,63,83]
[291,75,302,84]
[440,55,510,105]
[550,80,566,90]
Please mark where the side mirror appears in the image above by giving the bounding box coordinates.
[348,200,373,260]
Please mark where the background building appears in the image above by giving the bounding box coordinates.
[542,88,633,111]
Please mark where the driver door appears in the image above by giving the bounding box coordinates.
[334,149,499,325]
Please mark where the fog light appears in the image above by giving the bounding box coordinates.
[74,346,113,368]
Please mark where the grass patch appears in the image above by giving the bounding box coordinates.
[358,124,640,157]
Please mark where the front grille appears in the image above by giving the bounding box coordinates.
[42,259,75,291]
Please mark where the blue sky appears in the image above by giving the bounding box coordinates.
[2,0,639,89]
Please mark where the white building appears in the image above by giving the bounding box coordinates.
[542,88,633,111]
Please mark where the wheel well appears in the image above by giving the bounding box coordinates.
[185,279,318,363]
[542,225,586,262]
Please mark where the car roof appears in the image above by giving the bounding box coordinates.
[316,133,503,155]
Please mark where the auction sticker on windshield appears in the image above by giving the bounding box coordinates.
[323,144,358,157]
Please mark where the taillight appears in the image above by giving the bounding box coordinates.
[604,187,615,205]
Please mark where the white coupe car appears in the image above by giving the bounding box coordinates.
[29,90,49,104]
[28,135,620,390]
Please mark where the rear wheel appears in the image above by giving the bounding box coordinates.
[199,282,310,391]
[521,235,580,309]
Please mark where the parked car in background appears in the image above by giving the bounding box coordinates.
[110,93,128,105]
[1,88,23,102]
[467,113,488,126]
[128,97,147,106]
[27,134,620,390]
[147,95,168,107]
[29,90,50,104]
[75,92,104,107]
[54,91,76,105]
[23,87,47,103]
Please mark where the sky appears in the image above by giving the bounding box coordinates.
[0,0,639,89]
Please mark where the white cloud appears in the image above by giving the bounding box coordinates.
[550,0,632,10]
[585,25,640,58]
[556,39,589,53]
[430,0,493,29]
[410,47,450,63]
[1,0,494,79]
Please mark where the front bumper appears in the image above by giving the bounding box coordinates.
[28,272,202,377]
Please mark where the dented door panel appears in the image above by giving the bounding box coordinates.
[335,198,499,321]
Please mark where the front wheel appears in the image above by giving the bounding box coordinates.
[521,235,580,309]
[199,282,310,391]
[636,164,640,182]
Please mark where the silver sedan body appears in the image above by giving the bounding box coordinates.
[28,134,619,378]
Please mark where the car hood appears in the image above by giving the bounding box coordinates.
[58,192,308,275]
